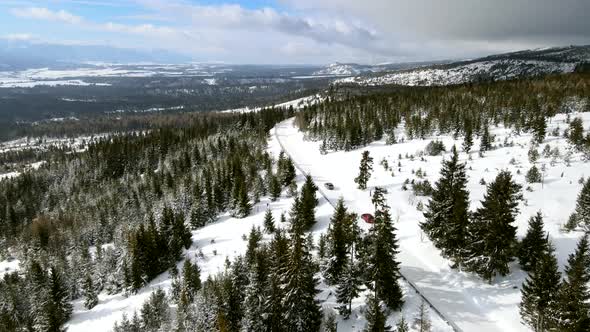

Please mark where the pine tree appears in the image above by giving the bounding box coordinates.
[47,267,73,332]
[463,123,473,153]
[82,273,99,310]
[396,316,409,332]
[242,267,267,332]
[182,259,201,303]
[263,209,276,233]
[363,295,392,332]
[413,300,432,332]
[465,171,522,281]
[336,261,362,319]
[519,247,561,332]
[556,234,590,331]
[322,311,338,332]
[299,174,319,230]
[532,115,547,144]
[281,231,322,332]
[325,198,356,283]
[480,124,493,152]
[572,179,590,230]
[355,151,374,190]
[517,212,549,272]
[269,174,282,201]
[366,189,404,311]
[281,157,297,187]
[568,117,585,150]
[421,145,470,268]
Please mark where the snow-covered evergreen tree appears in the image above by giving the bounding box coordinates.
[363,294,392,332]
[519,246,561,332]
[517,212,549,272]
[421,145,470,268]
[354,151,374,190]
[555,234,590,330]
[465,171,522,281]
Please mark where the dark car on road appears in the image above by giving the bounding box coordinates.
[324,182,335,190]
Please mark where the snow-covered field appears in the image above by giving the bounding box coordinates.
[274,111,590,331]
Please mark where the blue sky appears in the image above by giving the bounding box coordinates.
[1,0,588,64]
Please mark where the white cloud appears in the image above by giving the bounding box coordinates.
[11,7,83,24]
[2,33,36,41]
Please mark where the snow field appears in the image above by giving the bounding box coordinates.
[274,111,590,332]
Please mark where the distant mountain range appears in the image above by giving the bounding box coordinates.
[312,61,450,76]
[0,40,192,70]
[335,45,590,86]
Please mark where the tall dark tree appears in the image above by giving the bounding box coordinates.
[463,122,473,153]
[480,125,492,152]
[299,175,319,230]
[517,212,550,272]
[364,189,403,310]
[571,179,590,230]
[263,209,276,234]
[82,273,99,310]
[281,231,322,332]
[325,198,357,283]
[421,145,470,268]
[363,295,392,332]
[335,261,361,319]
[46,267,73,332]
[354,151,374,190]
[556,234,590,331]
[519,246,561,332]
[465,170,522,281]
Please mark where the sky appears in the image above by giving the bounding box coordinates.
[0,0,589,64]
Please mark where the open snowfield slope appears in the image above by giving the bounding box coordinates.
[64,128,452,332]
[274,112,590,332]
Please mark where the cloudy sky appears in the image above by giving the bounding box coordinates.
[1,0,589,64]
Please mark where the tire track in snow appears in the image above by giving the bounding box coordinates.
[274,122,463,332]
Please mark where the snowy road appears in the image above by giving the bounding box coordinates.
[274,118,528,332]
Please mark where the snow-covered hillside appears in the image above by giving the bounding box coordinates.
[63,124,453,332]
[275,110,590,331]
[313,63,372,76]
[336,45,590,86]
[336,59,577,86]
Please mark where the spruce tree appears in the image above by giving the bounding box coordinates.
[355,151,374,190]
[325,198,356,283]
[281,157,297,187]
[572,179,590,230]
[465,170,522,281]
[181,259,201,303]
[298,175,319,231]
[366,189,404,311]
[47,267,73,332]
[421,145,470,268]
[517,212,549,272]
[480,124,492,152]
[532,115,547,144]
[463,124,473,153]
[82,273,99,310]
[263,209,276,234]
[519,247,561,332]
[269,174,282,201]
[396,316,409,332]
[281,231,322,332]
[556,234,590,331]
[363,294,392,332]
[336,261,362,319]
